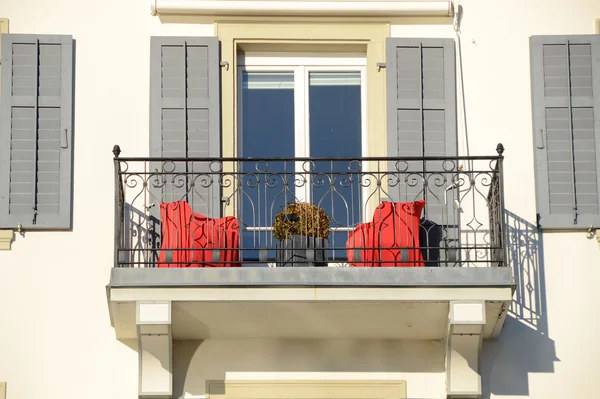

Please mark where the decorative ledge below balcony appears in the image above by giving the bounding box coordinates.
[108,267,512,399]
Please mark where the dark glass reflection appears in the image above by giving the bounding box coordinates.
[309,72,362,261]
[240,72,295,263]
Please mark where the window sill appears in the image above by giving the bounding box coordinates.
[0,230,14,250]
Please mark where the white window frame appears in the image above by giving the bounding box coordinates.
[237,54,368,205]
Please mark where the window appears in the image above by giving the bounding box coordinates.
[148,34,458,259]
[530,35,600,229]
[0,34,74,230]
[237,55,367,261]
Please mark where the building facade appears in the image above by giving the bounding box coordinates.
[0,1,599,398]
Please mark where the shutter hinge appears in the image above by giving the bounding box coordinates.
[376,62,386,72]
[220,61,229,71]
[32,206,38,225]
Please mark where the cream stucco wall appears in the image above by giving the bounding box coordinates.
[1,0,600,399]
[173,340,444,399]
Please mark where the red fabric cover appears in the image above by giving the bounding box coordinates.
[158,200,241,267]
[346,222,378,267]
[373,200,425,267]
[347,200,425,267]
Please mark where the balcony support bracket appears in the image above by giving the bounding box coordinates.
[137,301,172,399]
[445,301,485,399]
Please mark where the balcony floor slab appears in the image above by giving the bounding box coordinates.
[107,267,514,341]
[108,267,513,288]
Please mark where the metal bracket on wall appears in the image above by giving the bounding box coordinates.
[376,62,386,72]
[220,61,229,71]
[586,226,600,248]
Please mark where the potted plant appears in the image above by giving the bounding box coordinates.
[273,202,330,267]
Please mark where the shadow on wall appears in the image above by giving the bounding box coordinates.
[480,210,559,397]
[171,339,445,399]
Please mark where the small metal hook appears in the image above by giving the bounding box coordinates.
[16,223,25,237]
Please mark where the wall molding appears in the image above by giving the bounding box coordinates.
[150,0,453,17]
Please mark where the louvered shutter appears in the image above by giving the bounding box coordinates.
[530,35,600,229]
[150,37,221,218]
[0,34,74,229]
[386,38,457,217]
[386,38,458,265]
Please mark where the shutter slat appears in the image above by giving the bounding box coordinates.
[0,34,73,229]
[150,37,221,218]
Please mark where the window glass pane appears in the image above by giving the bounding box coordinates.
[309,71,362,261]
[240,71,295,264]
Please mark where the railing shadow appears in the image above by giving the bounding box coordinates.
[122,202,160,267]
[480,209,558,397]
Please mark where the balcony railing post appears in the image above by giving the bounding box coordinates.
[113,145,123,268]
[496,143,507,268]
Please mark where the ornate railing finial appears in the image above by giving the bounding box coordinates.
[113,145,121,158]
[496,143,504,156]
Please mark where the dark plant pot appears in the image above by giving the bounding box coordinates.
[276,235,328,267]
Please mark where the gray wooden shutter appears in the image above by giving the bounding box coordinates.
[150,37,221,218]
[386,38,457,220]
[530,35,600,229]
[386,38,458,266]
[0,34,74,230]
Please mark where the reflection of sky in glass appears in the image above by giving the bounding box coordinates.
[240,72,295,262]
[239,70,362,263]
[309,72,362,260]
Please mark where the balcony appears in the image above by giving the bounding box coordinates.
[108,143,512,336]
[106,144,513,397]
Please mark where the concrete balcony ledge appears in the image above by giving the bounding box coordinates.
[108,266,514,288]
[107,267,514,341]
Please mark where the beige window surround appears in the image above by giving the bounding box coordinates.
[215,21,390,158]
[0,18,8,33]
[208,380,407,399]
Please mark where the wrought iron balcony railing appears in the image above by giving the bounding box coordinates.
[113,144,506,268]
